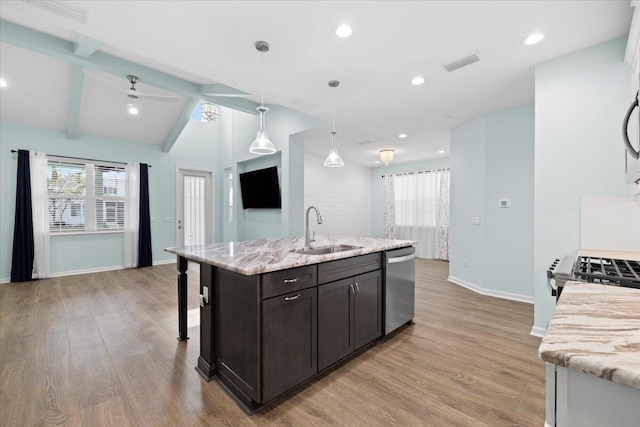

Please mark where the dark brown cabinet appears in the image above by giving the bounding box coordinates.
[318,270,382,371]
[202,252,385,413]
[262,288,317,402]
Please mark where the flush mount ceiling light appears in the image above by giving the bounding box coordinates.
[201,101,219,122]
[411,76,425,86]
[398,133,407,139]
[380,149,395,166]
[324,80,345,168]
[336,24,352,38]
[249,41,276,155]
[438,150,446,154]
[523,33,545,46]
[127,104,139,116]
[0,77,7,88]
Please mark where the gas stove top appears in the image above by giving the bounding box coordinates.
[573,256,640,289]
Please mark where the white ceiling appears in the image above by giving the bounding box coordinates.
[0,1,634,166]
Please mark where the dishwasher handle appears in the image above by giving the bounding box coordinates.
[387,253,416,264]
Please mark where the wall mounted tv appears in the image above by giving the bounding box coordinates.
[239,166,282,209]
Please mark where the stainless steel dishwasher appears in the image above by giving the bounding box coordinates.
[384,246,416,335]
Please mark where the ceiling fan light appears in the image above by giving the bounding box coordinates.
[324,146,344,167]
[127,104,139,116]
[380,149,395,166]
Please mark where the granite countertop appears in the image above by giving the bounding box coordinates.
[165,235,415,275]
[539,282,640,389]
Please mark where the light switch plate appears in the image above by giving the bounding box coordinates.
[499,199,511,208]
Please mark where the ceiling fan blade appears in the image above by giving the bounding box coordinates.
[136,93,182,102]
[83,69,128,94]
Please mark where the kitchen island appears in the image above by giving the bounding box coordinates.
[165,235,415,413]
[539,282,640,427]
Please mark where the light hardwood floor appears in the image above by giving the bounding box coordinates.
[0,259,545,426]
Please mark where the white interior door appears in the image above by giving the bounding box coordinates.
[176,168,214,247]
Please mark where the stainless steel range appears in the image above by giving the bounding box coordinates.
[547,252,640,299]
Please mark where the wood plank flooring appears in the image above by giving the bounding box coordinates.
[0,259,545,426]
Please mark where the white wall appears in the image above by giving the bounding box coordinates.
[533,37,630,332]
[449,104,535,302]
[304,154,371,237]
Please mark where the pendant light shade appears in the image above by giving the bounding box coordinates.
[249,41,276,155]
[324,80,344,168]
[324,131,344,167]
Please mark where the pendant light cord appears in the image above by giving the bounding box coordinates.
[260,50,265,108]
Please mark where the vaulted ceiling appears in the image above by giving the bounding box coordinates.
[0,1,634,166]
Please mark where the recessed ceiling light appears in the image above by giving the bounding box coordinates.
[128,105,139,115]
[442,114,452,121]
[336,25,352,38]
[374,160,381,164]
[398,133,407,138]
[0,78,7,88]
[523,33,545,46]
[411,76,425,86]
[438,150,446,154]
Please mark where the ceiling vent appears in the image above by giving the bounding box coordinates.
[21,0,89,24]
[444,54,480,72]
[356,140,371,145]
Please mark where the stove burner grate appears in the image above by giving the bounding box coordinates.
[573,256,640,288]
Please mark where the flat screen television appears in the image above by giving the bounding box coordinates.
[239,166,282,209]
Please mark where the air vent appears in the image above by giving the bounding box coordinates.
[356,140,371,146]
[292,98,318,109]
[444,54,479,72]
[21,0,88,24]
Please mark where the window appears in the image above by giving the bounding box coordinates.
[393,172,442,227]
[47,158,126,233]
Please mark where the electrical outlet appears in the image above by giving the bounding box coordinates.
[472,217,481,225]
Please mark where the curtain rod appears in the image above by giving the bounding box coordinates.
[381,167,449,178]
[10,150,151,167]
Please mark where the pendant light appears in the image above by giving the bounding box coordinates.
[249,41,276,155]
[324,80,345,167]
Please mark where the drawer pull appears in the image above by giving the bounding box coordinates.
[283,277,300,283]
[284,294,301,301]
[355,282,360,295]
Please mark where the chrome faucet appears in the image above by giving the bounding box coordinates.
[305,206,322,247]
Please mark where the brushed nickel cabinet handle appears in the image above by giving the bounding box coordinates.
[284,294,301,301]
[283,277,300,283]
[350,283,355,298]
[355,282,360,295]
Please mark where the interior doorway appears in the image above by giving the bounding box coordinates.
[176,167,214,247]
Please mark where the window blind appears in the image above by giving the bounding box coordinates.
[47,158,126,233]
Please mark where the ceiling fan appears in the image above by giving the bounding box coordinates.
[84,70,182,102]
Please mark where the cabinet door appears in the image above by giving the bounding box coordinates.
[318,278,354,371]
[353,270,382,350]
[262,287,317,403]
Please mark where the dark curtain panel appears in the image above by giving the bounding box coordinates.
[138,163,153,267]
[11,150,35,282]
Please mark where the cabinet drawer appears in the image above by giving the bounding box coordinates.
[318,253,381,284]
[262,265,317,299]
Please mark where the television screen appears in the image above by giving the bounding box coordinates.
[239,166,282,209]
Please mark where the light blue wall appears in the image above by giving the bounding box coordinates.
[370,157,450,238]
[533,38,630,331]
[450,118,486,286]
[450,104,534,299]
[0,102,321,281]
[229,105,322,241]
[0,119,222,280]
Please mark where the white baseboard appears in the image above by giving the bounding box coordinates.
[447,275,534,304]
[0,258,177,284]
[530,326,546,338]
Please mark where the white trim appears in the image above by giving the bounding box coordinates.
[530,326,546,338]
[50,230,124,237]
[447,275,534,304]
[0,259,177,284]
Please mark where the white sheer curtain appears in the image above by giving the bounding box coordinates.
[29,151,50,278]
[393,169,450,260]
[123,163,139,268]
[383,174,395,239]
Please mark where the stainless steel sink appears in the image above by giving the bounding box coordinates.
[291,244,363,255]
